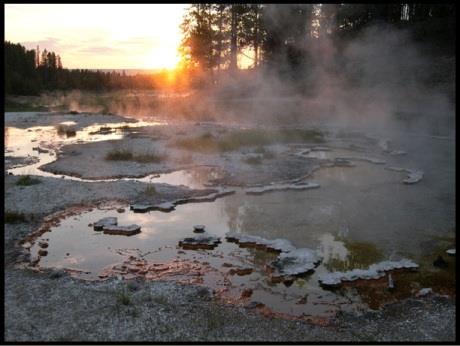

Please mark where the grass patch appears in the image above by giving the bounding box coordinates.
[55,125,76,137]
[174,128,324,153]
[5,211,27,224]
[105,148,165,163]
[16,175,41,186]
[133,153,165,163]
[143,185,157,197]
[89,126,113,135]
[106,149,134,161]
[116,288,132,306]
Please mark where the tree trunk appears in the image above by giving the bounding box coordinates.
[254,5,259,68]
[230,5,238,71]
[217,7,223,72]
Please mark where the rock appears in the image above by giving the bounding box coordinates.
[38,241,48,249]
[337,156,386,165]
[193,225,206,233]
[245,182,320,195]
[416,288,433,297]
[446,249,456,256]
[403,171,424,184]
[102,224,141,236]
[433,255,448,268]
[93,217,117,231]
[179,232,221,250]
[271,248,322,276]
[225,232,296,253]
[130,204,153,213]
[241,288,253,298]
[117,208,125,213]
[318,259,418,286]
[38,249,48,256]
[151,202,176,212]
[385,167,424,184]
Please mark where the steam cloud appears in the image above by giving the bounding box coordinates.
[43,23,454,139]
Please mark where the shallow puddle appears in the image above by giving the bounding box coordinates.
[25,161,454,319]
[5,122,224,188]
[5,120,162,177]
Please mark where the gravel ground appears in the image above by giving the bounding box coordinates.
[4,264,455,342]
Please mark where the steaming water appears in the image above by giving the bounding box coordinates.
[28,156,454,317]
[6,112,455,318]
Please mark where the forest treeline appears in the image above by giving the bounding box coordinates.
[180,4,455,75]
[5,4,455,95]
[5,42,185,95]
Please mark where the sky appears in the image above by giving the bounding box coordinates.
[5,4,189,70]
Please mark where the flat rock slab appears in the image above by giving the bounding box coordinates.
[130,204,153,213]
[151,202,176,212]
[226,232,296,253]
[93,217,117,231]
[245,182,320,195]
[193,225,206,233]
[318,259,419,286]
[130,202,175,213]
[179,232,221,250]
[102,224,141,236]
[270,248,322,276]
[403,171,424,184]
[386,167,424,184]
[337,156,386,165]
[131,189,235,214]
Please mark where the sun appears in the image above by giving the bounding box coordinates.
[144,48,181,70]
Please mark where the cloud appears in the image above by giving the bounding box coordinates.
[21,37,63,51]
[78,46,123,55]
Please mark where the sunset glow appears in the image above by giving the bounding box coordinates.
[5,4,188,70]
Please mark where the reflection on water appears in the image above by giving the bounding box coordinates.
[26,160,454,318]
[5,121,223,188]
[29,198,363,318]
